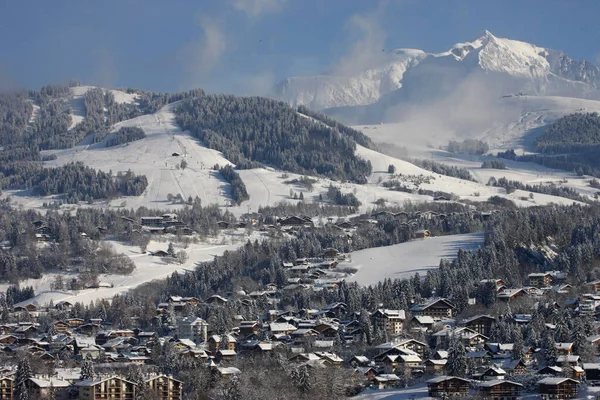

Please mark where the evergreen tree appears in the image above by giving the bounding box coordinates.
[512,328,525,361]
[125,364,147,400]
[80,355,95,381]
[542,333,558,366]
[15,356,32,400]
[447,334,467,377]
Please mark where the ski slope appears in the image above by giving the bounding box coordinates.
[43,102,235,210]
[347,232,485,286]
[67,86,140,129]
[2,230,265,307]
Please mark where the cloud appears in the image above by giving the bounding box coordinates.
[380,70,517,148]
[178,16,227,90]
[595,53,600,67]
[333,3,389,77]
[232,0,287,17]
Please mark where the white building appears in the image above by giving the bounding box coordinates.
[178,317,208,344]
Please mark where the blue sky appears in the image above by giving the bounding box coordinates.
[0,0,598,94]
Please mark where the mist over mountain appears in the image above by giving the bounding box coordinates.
[273,31,600,126]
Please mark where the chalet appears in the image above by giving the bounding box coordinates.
[425,359,447,374]
[205,295,228,305]
[537,366,564,376]
[0,376,12,399]
[538,377,579,400]
[375,339,428,359]
[415,229,430,239]
[151,250,170,257]
[583,363,600,381]
[475,365,506,381]
[352,366,377,383]
[497,288,527,302]
[215,349,237,363]
[427,376,470,398]
[588,280,600,294]
[145,375,183,400]
[588,335,600,355]
[555,342,574,355]
[372,309,406,336]
[494,359,527,375]
[461,314,496,337]
[432,327,488,348]
[53,321,69,334]
[556,355,580,366]
[349,355,370,367]
[207,334,236,353]
[26,377,70,400]
[77,376,136,400]
[238,321,261,337]
[322,248,339,259]
[374,374,400,390]
[410,315,435,332]
[321,302,347,317]
[477,380,522,400]
[410,298,455,321]
[529,272,552,288]
[278,216,313,227]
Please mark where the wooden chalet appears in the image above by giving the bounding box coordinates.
[425,359,447,374]
[477,380,522,400]
[538,377,579,400]
[410,298,455,321]
[0,376,12,400]
[461,314,496,337]
[427,376,470,398]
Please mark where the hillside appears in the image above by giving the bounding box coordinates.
[536,112,600,153]
[174,94,373,183]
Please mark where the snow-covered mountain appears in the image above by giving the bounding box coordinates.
[272,49,427,110]
[273,31,600,122]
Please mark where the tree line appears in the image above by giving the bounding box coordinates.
[175,94,373,183]
[217,164,249,205]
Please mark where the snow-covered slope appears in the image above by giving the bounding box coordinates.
[272,49,427,109]
[354,95,600,150]
[274,30,600,119]
[347,232,484,285]
[5,97,575,219]
[42,102,235,210]
[66,86,139,129]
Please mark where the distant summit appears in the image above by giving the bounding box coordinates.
[272,31,600,120]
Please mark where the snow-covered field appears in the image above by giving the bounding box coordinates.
[1,230,266,307]
[352,385,431,400]
[347,232,485,286]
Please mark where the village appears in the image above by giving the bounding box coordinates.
[2,250,600,399]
